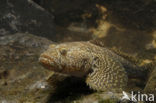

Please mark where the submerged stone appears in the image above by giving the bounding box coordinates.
[0,0,55,39]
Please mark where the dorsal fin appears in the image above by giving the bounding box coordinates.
[89,39,140,64]
[89,38,105,47]
[111,47,141,65]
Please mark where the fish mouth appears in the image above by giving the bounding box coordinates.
[39,54,54,63]
[39,54,55,70]
[39,54,63,72]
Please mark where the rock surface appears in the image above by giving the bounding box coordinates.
[0,0,55,39]
[0,33,53,103]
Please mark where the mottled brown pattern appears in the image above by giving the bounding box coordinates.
[39,41,148,92]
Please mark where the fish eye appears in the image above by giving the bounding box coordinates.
[60,48,67,56]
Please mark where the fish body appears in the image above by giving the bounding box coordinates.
[39,41,148,91]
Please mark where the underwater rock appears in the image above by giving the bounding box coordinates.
[0,0,55,39]
[0,33,54,103]
[40,0,98,26]
[73,92,131,103]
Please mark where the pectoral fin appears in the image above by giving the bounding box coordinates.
[86,57,128,92]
